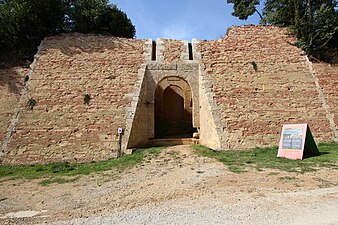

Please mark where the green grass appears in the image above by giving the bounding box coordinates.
[0,146,166,184]
[39,177,80,186]
[192,142,338,174]
[1,143,337,183]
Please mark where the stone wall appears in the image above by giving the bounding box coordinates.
[125,65,149,149]
[311,62,338,141]
[0,67,27,144]
[198,64,223,149]
[126,63,200,145]
[197,25,336,149]
[1,25,337,164]
[157,39,188,63]
[2,34,146,164]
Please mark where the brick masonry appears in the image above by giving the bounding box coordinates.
[197,25,337,149]
[1,34,146,164]
[0,67,27,143]
[311,62,338,135]
[0,25,337,164]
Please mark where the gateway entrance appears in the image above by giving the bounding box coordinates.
[154,77,194,138]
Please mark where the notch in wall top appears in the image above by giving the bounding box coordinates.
[151,40,156,61]
[188,43,193,60]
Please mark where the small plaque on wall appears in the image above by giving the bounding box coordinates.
[277,124,319,160]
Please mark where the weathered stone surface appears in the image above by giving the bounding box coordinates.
[0,26,337,164]
[162,39,187,63]
[311,62,338,140]
[0,67,27,143]
[2,34,146,164]
[146,63,177,70]
[197,25,336,149]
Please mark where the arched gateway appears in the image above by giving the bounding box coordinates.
[154,77,194,138]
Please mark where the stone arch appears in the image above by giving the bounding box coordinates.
[154,76,194,138]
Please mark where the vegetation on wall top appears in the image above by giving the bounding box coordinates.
[0,0,136,62]
[227,0,338,62]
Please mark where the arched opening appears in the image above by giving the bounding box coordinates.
[155,77,194,138]
[163,86,184,121]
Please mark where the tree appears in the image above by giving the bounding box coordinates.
[263,0,338,60]
[0,0,67,58]
[226,0,338,61]
[99,5,136,38]
[261,0,295,26]
[226,0,262,20]
[0,0,135,61]
[66,0,135,38]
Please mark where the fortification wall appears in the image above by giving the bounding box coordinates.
[311,62,338,140]
[2,34,147,164]
[0,67,27,143]
[1,26,337,165]
[157,39,188,63]
[197,25,336,149]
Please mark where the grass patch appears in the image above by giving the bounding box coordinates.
[0,146,166,184]
[144,146,163,156]
[192,142,338,174]
[39,177,80,186]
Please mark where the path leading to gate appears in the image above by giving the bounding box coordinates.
[0,145,337,224]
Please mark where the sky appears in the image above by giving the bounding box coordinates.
[111,0,263,41]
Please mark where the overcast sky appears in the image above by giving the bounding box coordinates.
[111,0,263,40]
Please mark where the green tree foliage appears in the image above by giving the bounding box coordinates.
[0,0,135,61]
[261,0,295,26]
[0,0,66,58]
[227,0,338,61]
[227,0,262,20]
[67,0,135,38]
[263,0,338,60]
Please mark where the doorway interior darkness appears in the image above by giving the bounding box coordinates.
[155,79,195,138]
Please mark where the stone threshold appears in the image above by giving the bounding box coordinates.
[147,138,199,147]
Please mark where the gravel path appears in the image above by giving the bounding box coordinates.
[1,145,337,225]
[50,187,338,225]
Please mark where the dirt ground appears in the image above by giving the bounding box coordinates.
[0,145,337,224]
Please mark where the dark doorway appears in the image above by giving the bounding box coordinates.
[155,83,194,138]
[163,86,184,121]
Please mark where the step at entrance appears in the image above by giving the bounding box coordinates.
[147,138,199,147]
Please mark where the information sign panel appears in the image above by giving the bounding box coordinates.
[278,124,319,160]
